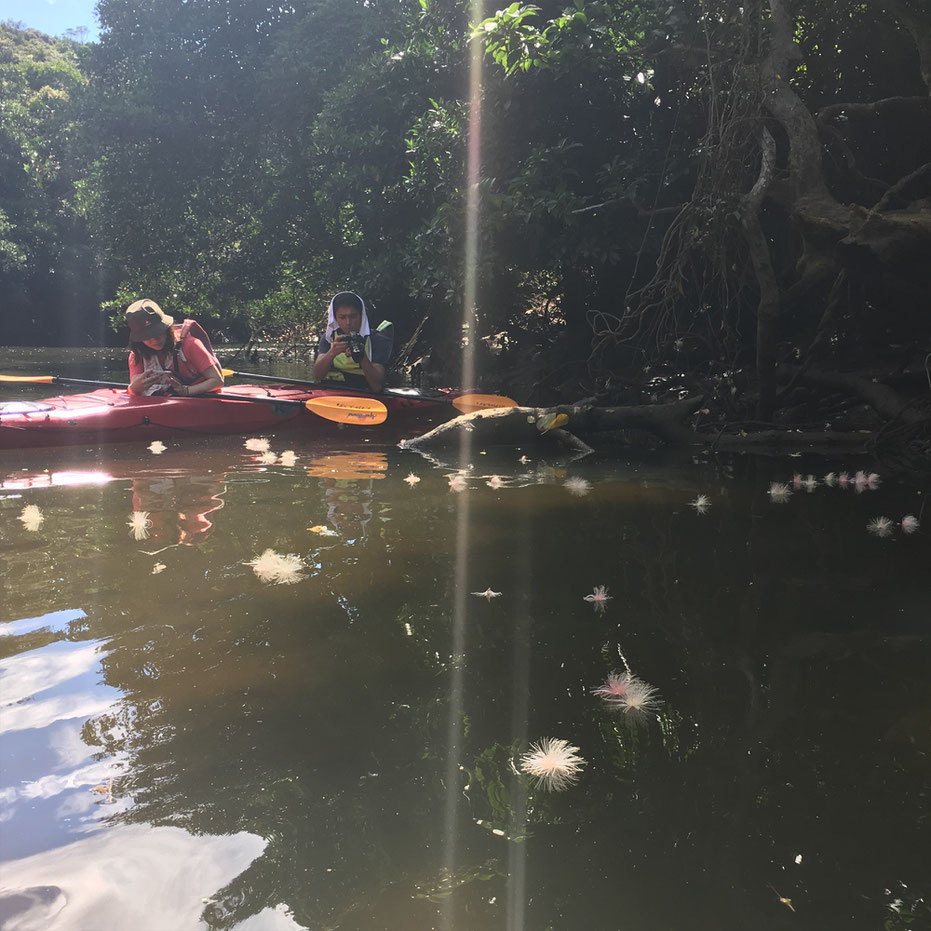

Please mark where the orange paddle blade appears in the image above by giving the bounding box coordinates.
[0,375,56,383]
[451,393,518,413]
[304,396,388,425]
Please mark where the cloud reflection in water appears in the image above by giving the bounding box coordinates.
[0,824,266,931]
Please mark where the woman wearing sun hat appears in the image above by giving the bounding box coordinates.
[125,299,224,397]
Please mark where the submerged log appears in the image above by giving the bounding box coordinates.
[401,393,926,456]
[400,395,704,450]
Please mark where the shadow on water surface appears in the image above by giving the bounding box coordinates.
[0,409,929,929]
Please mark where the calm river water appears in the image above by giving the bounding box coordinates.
[0,350,928,930]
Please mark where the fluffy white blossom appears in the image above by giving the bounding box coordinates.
[519,738,586,792]
[127,511,153,541]
[246,548,306,584]
[564,477,591,497]
[18,505,44,532]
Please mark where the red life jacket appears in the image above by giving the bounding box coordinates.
[169,319,222,385]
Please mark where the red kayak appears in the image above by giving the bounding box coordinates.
[0,384,460,450]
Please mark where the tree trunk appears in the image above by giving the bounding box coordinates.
[400,396,704,450]
[741,127,779,420]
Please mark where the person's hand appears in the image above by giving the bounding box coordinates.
[331,332,351,359]
[168,376,190,396]
[142,370,170,390]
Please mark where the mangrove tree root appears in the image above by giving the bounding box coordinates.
[776,364,926,425]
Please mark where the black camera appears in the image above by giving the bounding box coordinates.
[346,331,366,363]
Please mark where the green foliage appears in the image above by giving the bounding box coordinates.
[477,0,653,75]
[0,23,97,343]
[3,0,928,390]
[0,207,27,272]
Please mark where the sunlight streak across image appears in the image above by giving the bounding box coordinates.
[441,478,471,931]
[506,510,532,931]
[441,6,484,928]
[460,0,484,401]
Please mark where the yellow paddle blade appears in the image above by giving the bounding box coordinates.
[452,394,518,414]
[0,375,56,383]
[221,368,236,377]
[304,396,388,425]
[536,411,569,433]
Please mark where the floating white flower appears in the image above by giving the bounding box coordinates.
[823,472,836,487]
[279,450,298,467]
[448,474,467,492]
[867,472,881,489]
[583,585,613,613]
[838,472,850,489]
[866,516,894,538]
[272,553,305,585]
[901,514,920,534]
[246,548,306,584]
[802,475,818,493]
[152,563,166,575]
[470,588,502,599]
[148,440,167,455]
[767,482,792,504]
[248,549,281,581]
[18,505,44,532]
[244,437,270,452]
[404,473,420,487]
[564,477,591,497]
[592,672,632,702]
[689,494,711,514]
[617,676,661,716]
[519,738,586,792]
[486,475,504,489]
[518,455,530,464]
[258,451,278,464]
[127,510,152,541]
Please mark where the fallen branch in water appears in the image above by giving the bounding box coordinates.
[400,395,704,450]
[400,392,927,456]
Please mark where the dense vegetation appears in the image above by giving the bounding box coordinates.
[1,1,929,446]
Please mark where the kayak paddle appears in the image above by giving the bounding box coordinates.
[450,394,518,413]
[216,391,387,425]
[0,374,127,388]
[302,395,387,425]
[220,368,517,413]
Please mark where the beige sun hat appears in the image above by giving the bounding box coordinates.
[125,299,174,341]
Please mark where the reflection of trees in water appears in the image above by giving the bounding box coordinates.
[84,585,455,927]
[69,460,930,928]
[596,459,931,927]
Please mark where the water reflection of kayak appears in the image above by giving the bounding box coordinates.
[0,447,390,550]
[0,446,388,491]
[0,384,460,450]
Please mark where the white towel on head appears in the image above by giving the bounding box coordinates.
[324,292,370,344]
